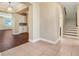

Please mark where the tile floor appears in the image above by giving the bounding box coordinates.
[1,37,79,56]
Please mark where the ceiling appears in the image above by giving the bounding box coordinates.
[17,7,29,16]
[0,2,29,14]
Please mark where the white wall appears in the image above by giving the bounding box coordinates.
[77,5,79,39]
[28,5,33,40]
[33,3,40,40]
[28,2,63,43]
[28,3,40,41]
[58,3,65,37]
[40,3,61,41]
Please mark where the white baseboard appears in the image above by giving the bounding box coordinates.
[40,37,61,44]
[29,38,40,43]
[29,37,62,44]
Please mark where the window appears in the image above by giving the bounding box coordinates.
[4,18,12,27]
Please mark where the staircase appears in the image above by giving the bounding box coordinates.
[63,25,78,39]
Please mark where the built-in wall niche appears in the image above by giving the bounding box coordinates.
[19,23,27,26]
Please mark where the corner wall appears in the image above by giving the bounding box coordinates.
[40,3,61,42]
[28,2,62,43]
[28,3,40,42]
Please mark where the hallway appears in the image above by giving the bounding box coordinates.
[62,2,78,38]
[0,30,28,52]
[1,37,79,56]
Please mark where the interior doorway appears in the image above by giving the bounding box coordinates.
[60,2,78,39]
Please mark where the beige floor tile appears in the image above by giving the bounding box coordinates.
[40,49,58,56]
[1,37,79,56]
[57,45,72,56]
[71,46,79,56]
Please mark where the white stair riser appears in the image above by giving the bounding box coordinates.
[64,34,77,36]
[63,26,77,38]
[63,35,78,39]
[64,33,77,35]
